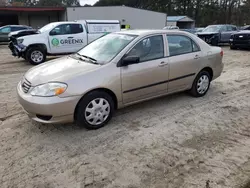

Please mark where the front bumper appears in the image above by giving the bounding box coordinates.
[198,34,219,44]
[17,82,82,124]
[229,39,250,48]
[8,42,27,57]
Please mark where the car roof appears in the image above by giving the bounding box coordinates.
[1,25,30,28]
[208,24,236,27]
[115,29,190,36]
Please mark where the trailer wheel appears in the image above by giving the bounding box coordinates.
[26,47,46,65]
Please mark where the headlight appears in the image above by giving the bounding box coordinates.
[30,82,67,97]
[17,39,24,44]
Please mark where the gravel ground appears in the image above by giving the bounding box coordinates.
[0,45,250,188]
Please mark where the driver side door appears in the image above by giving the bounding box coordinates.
[48,23,87,54]
[121,35,169,104]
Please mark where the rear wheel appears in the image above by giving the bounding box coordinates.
[26,47,46,65]
[190,71,211,97]
[75,91,114,129]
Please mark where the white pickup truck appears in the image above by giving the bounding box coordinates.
[8,20,120,65]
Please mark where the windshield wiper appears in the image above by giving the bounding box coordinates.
[76,53,98,64]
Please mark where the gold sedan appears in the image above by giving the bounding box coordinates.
[17,30,224,129]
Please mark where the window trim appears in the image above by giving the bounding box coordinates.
[123,34,166,64]
[166,34,201,57]
[49,23,83,36]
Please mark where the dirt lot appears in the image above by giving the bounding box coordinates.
[0,45,250,188]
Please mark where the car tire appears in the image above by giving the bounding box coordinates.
[190,71,211,97]
[26,47,46,65]
[75,91,114,130]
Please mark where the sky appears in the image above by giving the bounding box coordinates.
[79,0,99,6]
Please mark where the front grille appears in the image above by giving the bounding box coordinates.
[234,34,250,40]
[21,78,31,93]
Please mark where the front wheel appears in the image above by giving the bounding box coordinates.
[26,47,46,65]
[190,71,211,97]
[75,91,114,129]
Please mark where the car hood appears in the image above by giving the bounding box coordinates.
[197,32,219,35]
[233,30,250,34]
[8,29,37,38]
[24,56,101,86]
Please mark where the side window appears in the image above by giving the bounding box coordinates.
[50,24,70,35]
[192,41,200,52]
[70,24,83,34]
[227,26,233,31]
[49,24,83,36]
[232,26,237,31]
[167,35,199,56]
[127,35,164,62]
[0,27,11,33]
[220,26,227,32]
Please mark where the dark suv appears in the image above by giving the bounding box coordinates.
[197,24,238,46]
[0,25,32,42]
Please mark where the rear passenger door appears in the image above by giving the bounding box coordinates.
[166,35,202,93]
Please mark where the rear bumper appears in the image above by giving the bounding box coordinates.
[214,62,224,80]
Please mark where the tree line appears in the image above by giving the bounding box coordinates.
[95,0,250,26]
[1,0,250,26]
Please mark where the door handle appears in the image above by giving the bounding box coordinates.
[194,55,200,59]
[68,37,73,39]
[158,61,168,67]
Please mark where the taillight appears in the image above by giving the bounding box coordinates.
[220,50,223,57]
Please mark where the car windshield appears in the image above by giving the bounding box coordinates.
[39,23,57,33]
[203,25,222,32]
[77,33,137,64]
[242,25,250,30]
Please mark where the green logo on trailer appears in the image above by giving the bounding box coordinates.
[51,38,59,46]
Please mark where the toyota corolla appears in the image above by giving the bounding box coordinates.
[17,30,224,129]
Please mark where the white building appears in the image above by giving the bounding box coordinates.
[65,6,167,29]
[167,16,195,29]
[0,6,167,29]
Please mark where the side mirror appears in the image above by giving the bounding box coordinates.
[121,56,140,66]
